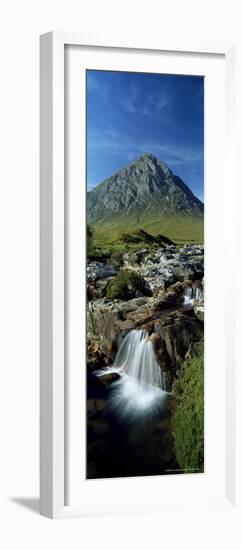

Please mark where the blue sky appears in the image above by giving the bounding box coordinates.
[87,70,204,201]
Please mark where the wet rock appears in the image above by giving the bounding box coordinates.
[87,296,159,364]
[98,372,120,387]
[153,309,203,383]
[166,281,186,296]
[150,335,173,390]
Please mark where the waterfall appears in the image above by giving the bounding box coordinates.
[113,329,167,390]
[95,329,168,419]
[183,285,203,305]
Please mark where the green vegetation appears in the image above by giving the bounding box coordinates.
[122,229,174,246]
[172,345,204,473]
[91,213,204,254]
[106,270,151,300]
[87,224,111,260]
[87,224,94,254]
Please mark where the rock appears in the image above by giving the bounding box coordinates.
[194,304,204,322]
[87,343,113,372]
[87,296,159,365]
[97,372,120,386]
[95,278,110,296]
[135,249,150,260]
[122,251,139,266]
[116,319,135,331]
[166,281,186,296]
[121,244,204,296]
[87,261,118,283]
[87,284,101,301]
[87,301,121,364]
[150,335,173,389]
[153,309,203,383]
[87,244,204,298]
[156,291,183,309]
[107,253,124,268]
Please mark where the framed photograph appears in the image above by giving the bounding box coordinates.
[40,32,239,518]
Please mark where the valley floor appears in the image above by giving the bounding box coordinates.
[92,214,204,253]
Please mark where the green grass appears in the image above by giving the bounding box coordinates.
[90,213,204,254]
[172,346,204,473]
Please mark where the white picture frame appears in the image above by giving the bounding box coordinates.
[40,32,239,519]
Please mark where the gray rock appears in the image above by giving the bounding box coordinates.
[87,261,118,282]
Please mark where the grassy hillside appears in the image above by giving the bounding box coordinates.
[90,212,204,254]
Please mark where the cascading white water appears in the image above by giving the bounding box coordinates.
[95,329,168,419]
[183,285,202,305]
[113,329,167,390]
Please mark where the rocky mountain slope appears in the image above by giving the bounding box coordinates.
[87,153,204,222]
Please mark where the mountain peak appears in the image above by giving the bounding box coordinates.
[138,152,156,161]
[87,154,203,222]
[135,153,172,177]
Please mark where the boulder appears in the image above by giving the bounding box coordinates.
[153,309,203,383]
[97,372,120,387]
[87,261,118,283]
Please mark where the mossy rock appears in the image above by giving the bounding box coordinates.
[106,270,151,300]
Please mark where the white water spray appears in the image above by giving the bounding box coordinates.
[112,329,167,390]
[183,285,203,305]
[95,330,168,419]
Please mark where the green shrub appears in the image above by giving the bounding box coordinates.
[106,270,151,300]
[172,346,204,473]
[88,248,111,261]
